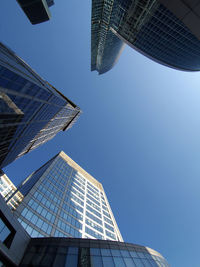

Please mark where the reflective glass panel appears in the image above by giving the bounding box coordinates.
[102,256,115,267]
[91,255,103,267]
[113,257,126,267]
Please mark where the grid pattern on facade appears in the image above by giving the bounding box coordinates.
[0,43,80,168]
[117,1,200,71]
[92,0,200,74]
[0,171,23,210]
[91,0,125,74]
[11,152,122,242]
[20,238,170,267]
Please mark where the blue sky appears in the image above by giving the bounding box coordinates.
[2,1,200,266]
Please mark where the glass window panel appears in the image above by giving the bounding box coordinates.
[102,256,115,267]
[41,209,47,218]
[26,226,33,236]
[137,252,146,258]
[111,249,121,256]
[41,222,48,232]
[101,249,111,256]
[32,230,39,238]
[124,257,136,267]
[41,253,55,265]
[26,211,33,220]
[113,257,126,267]
[141,259,154,267]
[129,251,139,258]
[0,226,10,242]
[133,258,145,267]
[68,247,79,254]
[121,250,130,257]
[91,255,103,267]
[32,215,38,224]
[90,248,101,256]
[36,219,43,228]
[53,254,66,267]
[65,255,78,267]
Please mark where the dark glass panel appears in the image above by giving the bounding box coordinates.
[90,255,103,267]
[65,254,78,267]
[102,256,115,267]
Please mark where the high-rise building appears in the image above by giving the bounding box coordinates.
[17,0,55,25]
[20,237,170,267]
[0,171,23,209]
[0,194,170,266]
[0,43,81,168]
[8,151,123,242]
[0,171,16,201]
[92,0,200,74]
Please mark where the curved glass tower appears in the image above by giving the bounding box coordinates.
[92,0,200,74]
[20,237,170,267]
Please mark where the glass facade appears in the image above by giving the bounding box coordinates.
[10,151,123,242]
[0,171,16,200]
[0,171,23,209]
[0,210,16,249]
[17,0,54,25]
[91,0,125,74]
[0,42,81,168]
[92,0,200,74]
[20,237,170,267]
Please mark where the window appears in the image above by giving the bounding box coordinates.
[0,211,16,248]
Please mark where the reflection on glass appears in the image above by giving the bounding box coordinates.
[120,250,130,257]
[124,257,136,267]
[68,247,79,254]
[90,248,101,256]
[133,258,145,267]
[111,249,121,257]
[101,248,111,256]
[65,255,78,267]
[113,257,126,267]
[102,256,115,267]
[91,255,103,267]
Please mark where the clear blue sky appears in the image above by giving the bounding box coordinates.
[2,1,200,266]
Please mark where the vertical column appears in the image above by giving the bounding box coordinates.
[82,178,87,238]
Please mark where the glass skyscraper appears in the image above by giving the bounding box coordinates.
[0,43,81,168]
[0,194,170,266]
[8,151,123,242]
[20,237,170,267]
[0,170,23,209]
[17,0,55,24]
[92,0,200,74]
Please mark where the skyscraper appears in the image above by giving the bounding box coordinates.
[8,151,123,242]
[92,0,200,74]
[0,194,170,266]
[0,171,23,209]
[0,43,81,168]
[17,0,55,25]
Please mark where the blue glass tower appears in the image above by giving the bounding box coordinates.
[8,152,123,242]
[0,43,81,168]
[92,0,200,74]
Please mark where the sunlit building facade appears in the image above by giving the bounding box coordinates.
[0,171,23,209]
[92,0,200,74]
[0,43,81,168]
[9,151,123,242]
[0,171,16,201]
[0,195,170,266]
